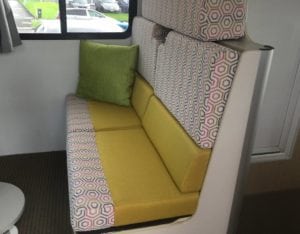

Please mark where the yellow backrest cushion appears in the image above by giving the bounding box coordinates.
[142,96,211,193]
[131,73,154,119]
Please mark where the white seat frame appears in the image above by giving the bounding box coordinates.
[115,37,274,234]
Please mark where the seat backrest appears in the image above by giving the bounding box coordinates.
[154,31,240,149]
[132,0,247,194]
[142,0,246,41]
[142,95,211,193]
[142,29,241,192]
[131,17,170,119]
[132,17,170,87]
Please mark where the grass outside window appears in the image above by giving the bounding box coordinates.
[19,0,59,19]
[104,13,128,22]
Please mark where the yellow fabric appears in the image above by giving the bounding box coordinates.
[95,129,199,226]
[142,97,211,193]
[131,73,154,119]
[88,101,141,131]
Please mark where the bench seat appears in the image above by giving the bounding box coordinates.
[65,0,256,231]
[66,75,212,231]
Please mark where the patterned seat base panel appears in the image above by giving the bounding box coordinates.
[66,95,94,133]
[66,95,115,231]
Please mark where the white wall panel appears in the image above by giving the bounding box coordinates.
[247,0,300,159]
[0,39,130,156]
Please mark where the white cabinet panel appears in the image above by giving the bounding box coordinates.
[247,0,300,159]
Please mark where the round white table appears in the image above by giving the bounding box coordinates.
[0,183,25,234]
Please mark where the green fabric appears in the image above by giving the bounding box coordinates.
[76,40,139,106]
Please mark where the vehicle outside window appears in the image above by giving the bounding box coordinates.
[68,0,95,9]
[66,8,105,18]
[117,0,128,13]
[95,0,120,13]
[8,0,133,38]
[87,9,105,18]
[66,8,123,33]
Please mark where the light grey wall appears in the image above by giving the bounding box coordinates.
[0,39,130,156]
[248,0,300,159]
[137,0,142,15]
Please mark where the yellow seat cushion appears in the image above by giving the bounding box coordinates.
[88,101,141,131]
[131,73,154,119]
[95,129,199,226]
[142,97,211,193]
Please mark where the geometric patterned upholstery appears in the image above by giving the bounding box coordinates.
[142,0,246,41]
[66,95,114,231]
[132,17,170,87]
[66,95,94,133]
[155,32,239,148]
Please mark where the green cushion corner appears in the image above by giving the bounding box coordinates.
[76,40,139,107]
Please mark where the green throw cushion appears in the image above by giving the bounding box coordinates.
[76,40,139,106]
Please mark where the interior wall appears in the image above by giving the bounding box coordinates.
[248,0,300,157]
[0,39,130,156]
[245,0,300,193]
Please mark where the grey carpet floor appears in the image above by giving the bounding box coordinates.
[237,188,300,234]
[0,152,299,234]
[0,152,72,234]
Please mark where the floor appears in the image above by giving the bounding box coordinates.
[0,152,73,234]
[0,152,299,234]
[237,189,300,234]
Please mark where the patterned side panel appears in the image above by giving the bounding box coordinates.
[199,50,239,148]
[66,95,115,231]
[155,32,239,148]
[66,95,94,133]
[142,0,246,41]
[132,17,170,87]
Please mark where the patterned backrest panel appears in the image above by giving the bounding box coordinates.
[132,17,170,87]
[142,0,246,41]
[155,31,239,148]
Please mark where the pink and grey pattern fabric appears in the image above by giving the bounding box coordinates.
[66,95,94,133]
[132,17,170,87]
[155,32,239,148]
[142,0,246,41]
[66,95,114,231]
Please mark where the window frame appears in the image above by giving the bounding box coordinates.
[19,0,137,40]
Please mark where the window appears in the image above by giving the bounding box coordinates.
[8,0,136,39]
